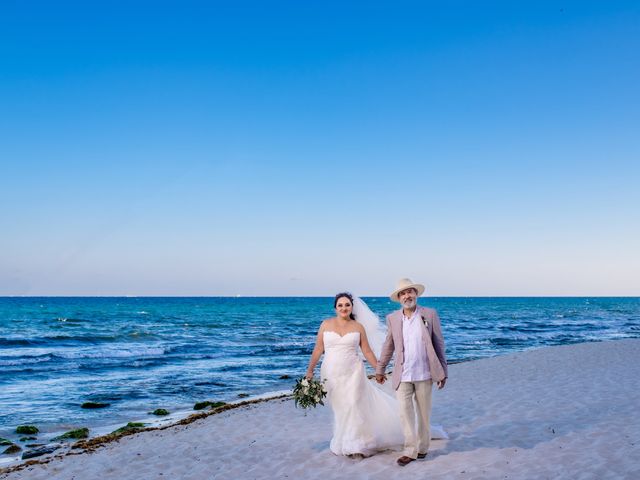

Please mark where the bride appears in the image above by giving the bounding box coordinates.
[305,292,404,456]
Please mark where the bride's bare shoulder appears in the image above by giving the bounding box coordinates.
[352,321,366,332]
[319,318,337,330]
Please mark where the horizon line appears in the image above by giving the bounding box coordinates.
[1,295,639,299]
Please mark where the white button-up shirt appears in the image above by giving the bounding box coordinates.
[401,308,431,382]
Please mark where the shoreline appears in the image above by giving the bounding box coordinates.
[2,338,639,479]
[0,392,292,476]
[0,389,292,472]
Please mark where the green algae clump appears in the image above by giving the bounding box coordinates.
[3,444,22,454]
[53,428,90,441]
[111,422,146,435]
[16,426,39,435]
[193,401,226,410]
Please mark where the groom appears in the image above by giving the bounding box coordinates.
[376,278,448,466]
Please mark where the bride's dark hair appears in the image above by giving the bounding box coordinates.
[334,292,356,320]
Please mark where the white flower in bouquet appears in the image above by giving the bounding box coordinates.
[293,376,327,409]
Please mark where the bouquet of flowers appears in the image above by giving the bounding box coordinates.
[292,376,327,409]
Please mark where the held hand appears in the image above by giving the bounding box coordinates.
[437,378,447,389]
[305,371,314,380]
[375,374,386,384]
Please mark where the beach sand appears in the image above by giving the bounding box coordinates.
[2,339,639,480]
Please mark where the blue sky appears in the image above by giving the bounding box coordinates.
[1,1,639,296]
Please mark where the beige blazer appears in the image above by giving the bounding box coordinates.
[376,306,448,390]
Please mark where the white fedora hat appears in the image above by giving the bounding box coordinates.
[390,278,426,302]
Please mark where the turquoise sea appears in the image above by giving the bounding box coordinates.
[1,296,639,444]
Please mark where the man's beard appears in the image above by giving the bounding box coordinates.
[402,299,416,309]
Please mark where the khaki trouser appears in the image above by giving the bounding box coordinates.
[396,380,433,459]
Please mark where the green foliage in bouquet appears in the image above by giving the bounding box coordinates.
[293,377,327,409]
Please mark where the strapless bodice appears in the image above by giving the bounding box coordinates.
[323,331,360,355]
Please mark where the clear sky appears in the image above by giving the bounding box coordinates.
[1,1,639,296]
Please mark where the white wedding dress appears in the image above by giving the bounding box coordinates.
[321,330,404,456]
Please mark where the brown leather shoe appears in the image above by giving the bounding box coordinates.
[397,456,415,466]
[417,452,428,459]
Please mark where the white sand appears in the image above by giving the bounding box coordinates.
[2,339,639,480]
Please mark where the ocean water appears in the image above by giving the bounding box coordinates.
[1,296,639,441]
